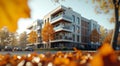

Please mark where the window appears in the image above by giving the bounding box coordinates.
[77,35,80,42]
[73,25,75,32]
[77,17,80,24]
[72,15,75,22]
[55,24,60,27]
[73,34,75,41]
[77,26,80,33]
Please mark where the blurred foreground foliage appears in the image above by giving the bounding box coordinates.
[0,0,30,32]
[0,43,120,66]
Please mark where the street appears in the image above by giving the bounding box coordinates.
[0,50,96,56]
[0,51,70,55]
[0,51,35,55]
[0,51,58,55]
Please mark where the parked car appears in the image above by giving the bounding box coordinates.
[0,46,2,51]
[13,47,22,51]
[25,47,34,51]
[76,45,85,50]
[4,46,12,51]
[0,48,1,51]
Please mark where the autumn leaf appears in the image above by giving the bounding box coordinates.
[0,0,30,32]
[90,43,120,66]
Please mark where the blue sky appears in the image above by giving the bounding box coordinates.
[17,0,114,34]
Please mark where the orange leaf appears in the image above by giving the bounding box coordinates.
[0,0,30,32]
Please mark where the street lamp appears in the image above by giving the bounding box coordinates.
[111,0,120,50]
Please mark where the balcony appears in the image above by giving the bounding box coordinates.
[54,25,72,32]
[51,14,72,24]
[51,36,73,42]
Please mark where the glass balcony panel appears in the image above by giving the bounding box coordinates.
[55,33,72,40]
[54,24,71,31]
[51,14,72,22]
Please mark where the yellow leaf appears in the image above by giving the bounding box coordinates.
[90,43,119,66]
[0,0,30,32]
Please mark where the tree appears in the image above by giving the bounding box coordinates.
[93,0,120,49]
[9,32,18,46]
[0,27,10,47]
[103,30,113,44]
[90,29,100,43]
[92,0,118,22]
[41,22,55,48]
[19,32,28,48]
[100,26,108,44]
[103,30,120,45]
[0,27,18,48]
[28,30,38,44]
[0,0,30,32]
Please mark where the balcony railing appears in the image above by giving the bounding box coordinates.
[54,25,72,32]
[54,26,70,30]
[54,37,72,41]
[51,14,72,23]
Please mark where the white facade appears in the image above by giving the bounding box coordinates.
[28,5,100,49]
[43,5,82,48]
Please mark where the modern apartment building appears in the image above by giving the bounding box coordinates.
[43,5,100,48]
[28,5,100,49]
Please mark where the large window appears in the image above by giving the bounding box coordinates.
[55,23,60,27]
[77,26,80,33]
[73,34,75,41]
[73,25,75,32]
[77,17,80,24]
[77,35,80,42]
[72,15,75,22]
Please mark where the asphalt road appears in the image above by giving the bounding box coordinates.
[0,50,74,55]
[0,50,96,56]
[0,51,36,55]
